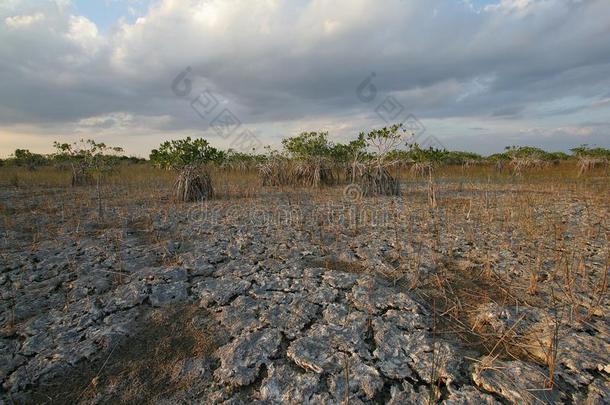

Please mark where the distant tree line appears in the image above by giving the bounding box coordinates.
[2,132,608,203]
[1,134,609,170]
[1,145,145,170]
[145,134,609,168]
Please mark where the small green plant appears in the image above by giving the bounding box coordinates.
[331,134,368,183]
[53,139,124,218]
[222,149,267,171]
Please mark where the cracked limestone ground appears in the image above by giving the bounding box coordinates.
[0,185,608,404]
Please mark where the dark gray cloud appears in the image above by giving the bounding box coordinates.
[1,0,609,156]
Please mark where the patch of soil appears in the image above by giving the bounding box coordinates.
[25,305,219,404]
[415,257,539,362]
[304,255,368,274]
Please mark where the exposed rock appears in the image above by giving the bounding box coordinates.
[555,330,610,376]
[372,322,421,380]
[578,378,610,405]
[321,270,360,290]
[195,277,251,306]
[21,332,52,356]
[214,329,281,387]
[104,280,149,311]
[260,296,319,339]
[216,295,264,336]
[287,335,340,374]
[150,281,189,307]
[444,385,501,404]
[2,189,608,403]
[473,356,563,404]
[387,381,432,405]
[259,363,321,403]
[348,277,421,315]
[328,354,384,401]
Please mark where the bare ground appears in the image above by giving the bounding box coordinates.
[1,175,608,404]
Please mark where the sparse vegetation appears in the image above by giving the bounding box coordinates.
[174,165,214,202]
[149,137,220,202]
[1,134,608,404]
[10,149,49,170]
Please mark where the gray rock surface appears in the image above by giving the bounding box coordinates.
[1,191,608,404]
[259,363,321,403]
[214,329,282,387]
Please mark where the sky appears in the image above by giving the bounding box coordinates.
[0,0,609,158]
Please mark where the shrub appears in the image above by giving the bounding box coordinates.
[282,131,333,159]
[53,140,124,187]
[259,155,293,187]
[150,137,224,169]
[273,132,336,188]
[174,165,214,202]
[12,149,48,170]
[353,124,407,196]
[222,149,267,171]
[150,137,221,201]
[572,145,610,176]
[360,166,400,196]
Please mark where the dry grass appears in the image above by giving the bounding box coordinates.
[174,166,214,202]
[24,305,219,404]
[1,160,608,401]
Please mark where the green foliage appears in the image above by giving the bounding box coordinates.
[441,151,483,164]
[118,156,147,164]
[504,145,547,158]
[52,139,124,180]
[150,137,224,169]
[327,143,351,163]
[385,141,472,164]
[570,145,610,159]
[364,124,404,151]
[53,139,123,164]
[362,124,408,165]
[364,123,405,142]
[52,139,124,217]
[11,149,48,170]
[487,152,509,162]
[282,132,333,159]
[404,143,447,163]
[489,146,575,162]
[5,131,608,175]
[546,151,571,161]
[223,149,267,169]
[329,133,368,163]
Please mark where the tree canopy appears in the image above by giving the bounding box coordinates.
[149,137,225,169]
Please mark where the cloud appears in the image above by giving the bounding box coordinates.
[4,12,44,28]
[0,0,609,157]
[65,15,102,50]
